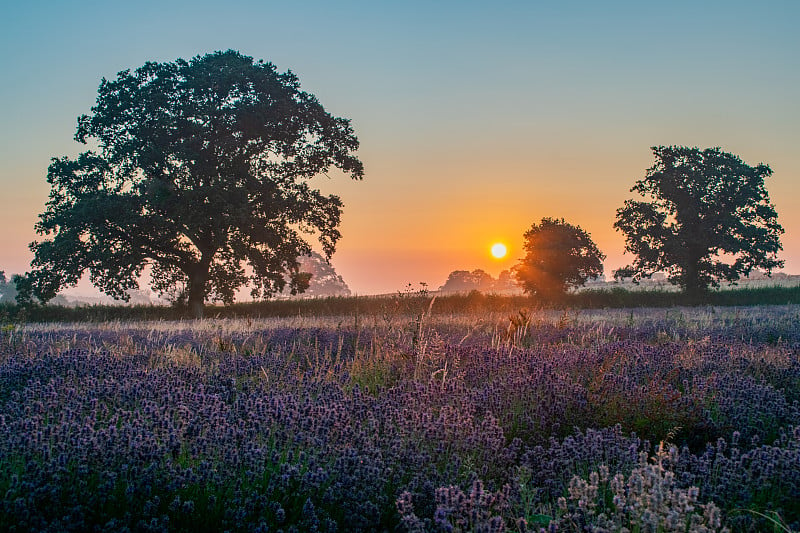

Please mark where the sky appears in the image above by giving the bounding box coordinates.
[1,0,798,296]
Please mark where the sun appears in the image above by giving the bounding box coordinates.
[490,243,507,259]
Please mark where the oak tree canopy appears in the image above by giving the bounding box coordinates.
[614,146,783,297]
[23,50,363,317]
[514,217,605,301]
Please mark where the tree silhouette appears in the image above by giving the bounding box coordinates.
[614,146,783,297]
[283,252,351,297]
[438,269,496,293]
[22,51,363,317]
[513,217,605,301]
[0,271,17,303]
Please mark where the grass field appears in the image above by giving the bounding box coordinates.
[1,300,799,531]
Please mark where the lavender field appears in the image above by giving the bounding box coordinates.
[1,304,799,532]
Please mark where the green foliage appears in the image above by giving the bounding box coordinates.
[614,146,784,297]
[24,50,363,318]
[731,509,796,533]
[514,217,605,301]
[348,348,407,395]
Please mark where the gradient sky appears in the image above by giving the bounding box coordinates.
[1,1,798,296]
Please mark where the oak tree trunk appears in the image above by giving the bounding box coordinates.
[682,259,709,303]
[187,269,208,319]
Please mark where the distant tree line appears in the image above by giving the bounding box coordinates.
[0,271,17,303]
[280,252,351,298]
[438,269,517,294]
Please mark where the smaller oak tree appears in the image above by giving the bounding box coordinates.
[514,217,605,301]
[614,146,783,297]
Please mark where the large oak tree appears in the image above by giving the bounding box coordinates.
[614,146,783,297]
[23,51,363,317]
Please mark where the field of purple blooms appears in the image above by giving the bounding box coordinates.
[1,304,799,532]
